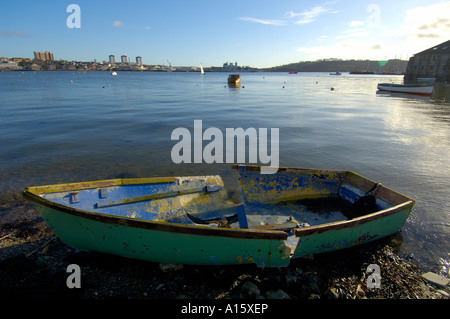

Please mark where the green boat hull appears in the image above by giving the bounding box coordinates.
[292,205,410,258]
[33,202,291,267]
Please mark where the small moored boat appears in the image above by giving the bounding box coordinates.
[377,83,434,96]
[329,72,341,75]
[227,74,241,86]
[23,165,415,267]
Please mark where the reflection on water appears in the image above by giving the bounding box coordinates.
[0,71,449,275]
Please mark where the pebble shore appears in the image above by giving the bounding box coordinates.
[1,195,449,300]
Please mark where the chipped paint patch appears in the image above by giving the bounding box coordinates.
[238,169,344,204]
[236,255,255,264]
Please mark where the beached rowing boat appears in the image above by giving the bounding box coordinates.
[377,83,434,96]
[23,165,415,267]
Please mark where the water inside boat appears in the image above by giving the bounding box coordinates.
[168,194,387,228]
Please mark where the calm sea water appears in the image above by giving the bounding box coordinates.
[1,71,449,275]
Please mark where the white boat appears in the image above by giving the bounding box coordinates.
[111,71,117,76]
[200,63,205,75]
[377,83,434,96]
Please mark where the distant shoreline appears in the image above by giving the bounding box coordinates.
[1,69,407,75]
[1,58,408,74]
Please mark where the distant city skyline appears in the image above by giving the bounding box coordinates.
[1,1,449,68]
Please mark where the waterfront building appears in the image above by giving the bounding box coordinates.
[136,56,142,65]
[211,61,258,72]
[121,55,127,63]
[404,39,450,83]
[33,51,54,61]
[30,63,41,71]
[0,60,21,71]
[109,55,115,64]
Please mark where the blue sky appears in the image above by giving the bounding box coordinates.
[1,0,449,67]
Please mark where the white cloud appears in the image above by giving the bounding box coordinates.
[113,21,124,27]
[349,20,364,27]
[297,2,450,61]
[384,3,450,40]
[371,44,382,50]
[287,6,338,25]
[374,2,450,58]
[240,3,338,27]
[239,17,286,26]
[0,30,32,37]
[404,3,450,39]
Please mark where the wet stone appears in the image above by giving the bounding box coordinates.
[310,282,320,293]
[328,287,340,299]
[356,285,365,298]
[284,274,298,286]
[159,263,183,272]
[266,289,290,299]
[422,272,450,288]
[240,280,260,298]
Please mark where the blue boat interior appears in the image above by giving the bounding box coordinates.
[39,168,397,234]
